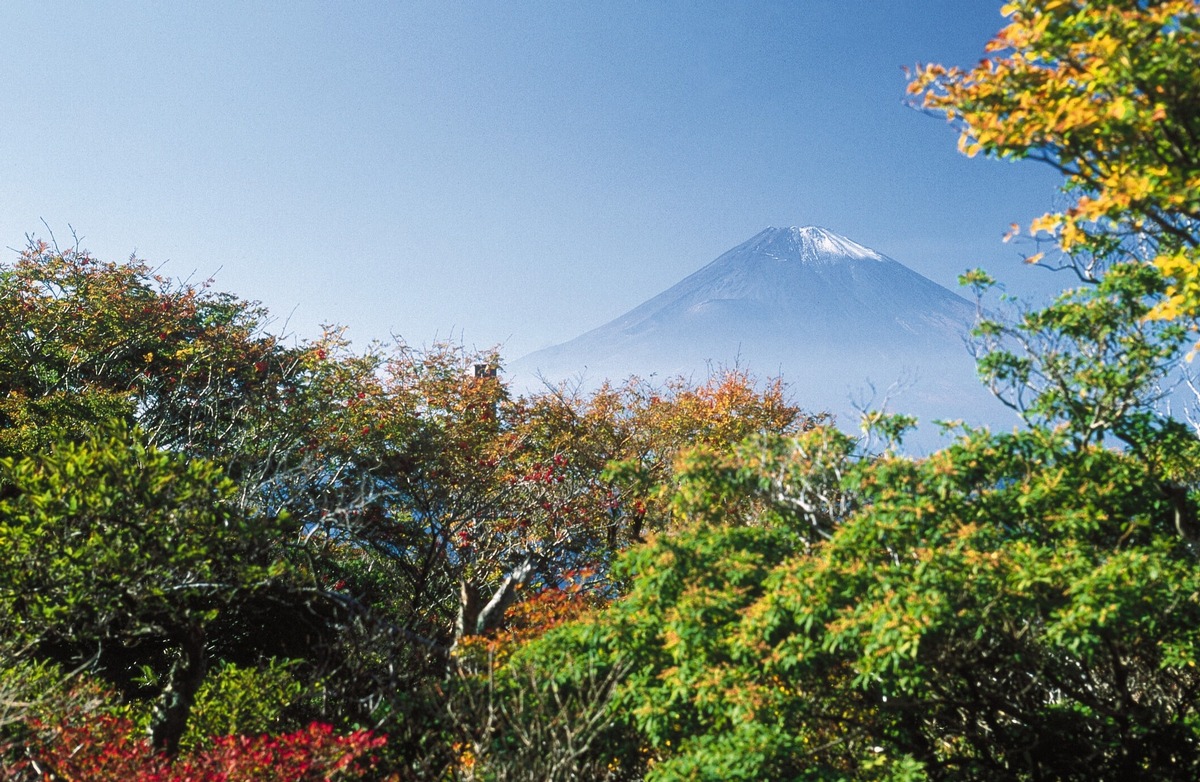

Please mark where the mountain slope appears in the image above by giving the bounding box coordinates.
[511,226,1011,440]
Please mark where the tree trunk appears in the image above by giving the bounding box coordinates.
[454,558,535,644]
[150,623,207,755]
[455,580,483,644]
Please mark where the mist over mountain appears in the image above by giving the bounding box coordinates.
[510,226,1017,445]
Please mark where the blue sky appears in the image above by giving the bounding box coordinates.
[0,1,1062,357]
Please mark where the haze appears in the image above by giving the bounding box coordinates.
[0,1,1062,356]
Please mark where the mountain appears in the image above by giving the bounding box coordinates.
[510,226,1014,444]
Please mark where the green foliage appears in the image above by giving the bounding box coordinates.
[670,427,856,539]
[0,658,132,738]
[506,7,1200,779]
[504,521,800,779]
[0,423,284,651]
[970,260,1189,442]
[523,417,1200,777]
[179,659,309,752]
[0,422,304,754]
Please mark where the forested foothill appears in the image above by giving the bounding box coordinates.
[2,0,1200,779]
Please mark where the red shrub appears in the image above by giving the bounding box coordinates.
[12,715,385,781]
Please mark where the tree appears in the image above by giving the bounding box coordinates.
[515,312,1200,778]
[909,0,1200,322]
[0,237,821,774]
[289,349,814,651]
[961,260,1190,445]
[452,427,854,780]
[501,2,1200,779]
[0,424,306,754]
[0,238,293,462]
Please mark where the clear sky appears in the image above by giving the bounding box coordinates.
[0,1,1064,358]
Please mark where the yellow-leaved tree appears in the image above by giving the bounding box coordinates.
[911,0,1200,321]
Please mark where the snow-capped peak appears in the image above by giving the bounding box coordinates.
[789,226,884,261]
[737,226,886,265]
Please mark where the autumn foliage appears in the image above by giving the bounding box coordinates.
[910,1,1200,322]
[7,1,1200,777]
[0,235,810,778]
[9,716,383,782]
